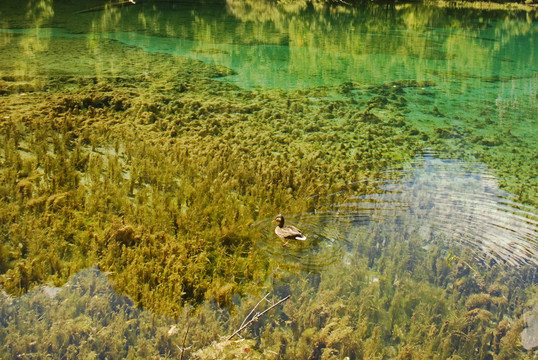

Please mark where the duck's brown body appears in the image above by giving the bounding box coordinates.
[273,214,306,246]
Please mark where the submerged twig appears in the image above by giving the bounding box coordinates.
[239,292,270,330]
[178,320,191,360]
[227,295,291,341]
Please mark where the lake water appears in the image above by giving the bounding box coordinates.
[0,1,537,358]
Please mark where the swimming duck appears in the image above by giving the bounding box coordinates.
[273,214,306,246]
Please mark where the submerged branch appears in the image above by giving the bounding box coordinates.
[227,295,291,341]
[239,292,271,330]
[178,320,191,360]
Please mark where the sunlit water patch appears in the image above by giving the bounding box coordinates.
[333,152,538,267]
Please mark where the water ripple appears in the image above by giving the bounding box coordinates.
[255,153,537,270]
[338,153,538,267]
[251,213,352,273]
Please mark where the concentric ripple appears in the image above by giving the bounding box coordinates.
[255,152,537,271]
[251,214,352,273]
[337,152,538,267]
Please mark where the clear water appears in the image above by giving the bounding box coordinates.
[1,2,536,142]
[254,152,538,271]
[1,1,537,358]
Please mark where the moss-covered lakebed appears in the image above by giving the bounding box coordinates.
[0,9,537,359]
[0,34,425,301]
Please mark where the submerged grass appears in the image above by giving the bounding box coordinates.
[0,24,537,359]
[0,36,423,311]
[1,231,536,359]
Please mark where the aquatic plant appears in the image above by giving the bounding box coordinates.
[1,1,537,359]
[0,29,429,311]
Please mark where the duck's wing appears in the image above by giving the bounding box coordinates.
[282,225,307,240]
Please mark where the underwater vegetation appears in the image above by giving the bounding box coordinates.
[0,39,536,357]
[0,34,425,310]
[0,267,187,359]
[0,1,537,358]
[1,229,536,359]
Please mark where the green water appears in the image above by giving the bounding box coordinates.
[2,2,537,153]
[0,1,537,358]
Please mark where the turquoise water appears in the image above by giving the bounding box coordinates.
[2,3,536,142]
[1,1,537,358]
[102,3,536,150]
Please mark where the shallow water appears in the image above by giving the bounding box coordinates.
[2,153,537,358]
[253,152,538,271]
[1,0,537,358]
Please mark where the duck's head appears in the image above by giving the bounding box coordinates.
[272,214,284,226]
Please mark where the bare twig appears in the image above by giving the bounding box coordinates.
[178,320,191,360]
[74,0,137,14]
[239,292,270,329]
[227,295,291,341]
[335,0,352,5]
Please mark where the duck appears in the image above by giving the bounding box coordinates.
[273,214,306,246]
